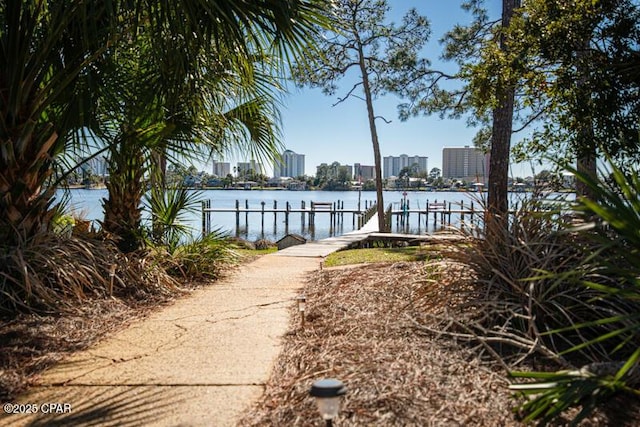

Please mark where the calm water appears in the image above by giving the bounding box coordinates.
[58,188,506,242]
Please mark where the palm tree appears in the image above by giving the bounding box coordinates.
[0,0,324,247]
[0,2,110,245]
[96,35,284,251]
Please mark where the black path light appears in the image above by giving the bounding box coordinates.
[309,378,347,426]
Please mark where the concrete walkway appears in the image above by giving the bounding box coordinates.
[2,255,321,427]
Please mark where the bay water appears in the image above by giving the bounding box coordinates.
[59,188,491,242]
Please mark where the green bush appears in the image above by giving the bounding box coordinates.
[449,192,602,362]
[151,230,239,282]
[510,159,640,423]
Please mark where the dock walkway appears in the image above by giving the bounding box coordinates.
[274,213,381,257]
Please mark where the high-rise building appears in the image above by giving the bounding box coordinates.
[82,155,108,177]
[236,160,263,178]
[442,146,489,183]
[353,163,375,181]
[212,161,231,177]
[273,149,305,178]
[383,154,428,178]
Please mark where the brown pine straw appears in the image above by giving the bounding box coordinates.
[240,261,521,426]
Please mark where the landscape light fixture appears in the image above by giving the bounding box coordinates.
[309,378,347,426]
[297,294,306,327]
[109,264,117,296]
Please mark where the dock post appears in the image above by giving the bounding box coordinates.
[425,199,429,231]
[352,202,356,228]
[285,201,290,232]
[235,200,240,235]
[301,200,305,227]
[261,201,265,235]
[460,199,465,229]
[273,200,277,228]
[245,199,249,228]
[332,201,336,227]
[201,200,207,235]
[433,199,438,228]
[470,201,475,227]
[329,202,336,229]
[201,200,205,235]
[273,200,278,235]
[329,202,334,236]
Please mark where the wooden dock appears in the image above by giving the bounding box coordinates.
[274,213,468,257]
[201,199,377,236]
[201,198,484,238]
[274,213,379,257]
[387,199,483,230]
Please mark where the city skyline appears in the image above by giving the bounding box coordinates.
[210,2,542,178]
[214,148,495,180]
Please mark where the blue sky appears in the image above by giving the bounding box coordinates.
[219,1,540,177]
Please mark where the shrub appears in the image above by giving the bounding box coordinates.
[151,230,239,282]
[0,233,178,316]
[254,239,276,250]
[441,192,603,364]
[510,159,640,423]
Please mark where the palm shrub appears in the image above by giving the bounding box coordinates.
[443,191,606,365]
[0,233,108,315]
[143,184,238,281]
[0,232,178,316]
[151,231,239,282]
[1,1,325,246]
[510,158,640,424]
[144,185,201,253]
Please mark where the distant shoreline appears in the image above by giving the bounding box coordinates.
[64,185,568,194]
[64,186,539,193]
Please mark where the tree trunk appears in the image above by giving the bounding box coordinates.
[576,150,597,198]
[0,124,59,245]
[358,42,387,232]
[103,135,146,252]
[486,0,520,240]
[575,40,597,200]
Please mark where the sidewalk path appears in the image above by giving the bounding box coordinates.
[2,255,321,427]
